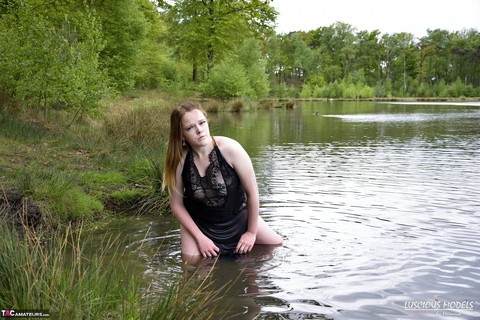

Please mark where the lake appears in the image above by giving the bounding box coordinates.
[98,101,480,319]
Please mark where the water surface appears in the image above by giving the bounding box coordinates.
[99,101,480,319]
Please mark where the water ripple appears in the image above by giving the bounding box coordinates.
[254,131,480,319]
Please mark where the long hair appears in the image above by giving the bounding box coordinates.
[162,101,207,194]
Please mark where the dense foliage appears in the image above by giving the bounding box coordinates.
[275,23,480,98]
[1,0,479,114]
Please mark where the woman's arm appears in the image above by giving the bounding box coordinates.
[218,136,259,253]
[169,161,219,257]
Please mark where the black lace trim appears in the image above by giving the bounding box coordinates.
[189,147,227,207]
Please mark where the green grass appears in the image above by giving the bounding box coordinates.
[0,112,50,142]
[0,218,228,320]
[0,221,136,318]
[14,166,103,220]
[0,91,174,225]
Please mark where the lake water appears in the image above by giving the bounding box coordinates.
[99,101,480,319]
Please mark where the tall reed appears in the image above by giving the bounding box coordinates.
[0,215,228,319]
[0,220,133,318]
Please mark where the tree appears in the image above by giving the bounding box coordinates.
[291,33,315,80]
[381,32,416,95]
[0,0,107,115]
[354,29,383,87]
[264,34,284,83]
[156,0,277,82]
[133,0,191,91]
[449,29,480,87]
[235,38,270,98]
[92,0,150,91]
[418,29,452,87]
[308,23,356,83]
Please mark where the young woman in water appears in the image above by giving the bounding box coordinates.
[163,101,283,258]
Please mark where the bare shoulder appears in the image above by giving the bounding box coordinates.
[214,136,248,166]
[214,136,242,150]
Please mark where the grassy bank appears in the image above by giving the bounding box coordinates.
[0,91,175,230]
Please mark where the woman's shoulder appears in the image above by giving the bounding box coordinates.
[214,136,242,151]
[213,136,248,165]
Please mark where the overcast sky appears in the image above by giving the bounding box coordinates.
[271,0,480,38]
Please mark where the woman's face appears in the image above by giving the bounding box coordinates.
[181,109,211,148]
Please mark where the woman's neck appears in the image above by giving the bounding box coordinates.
[191,136,214,159]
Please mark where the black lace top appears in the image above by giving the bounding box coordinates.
[182,140,248,254]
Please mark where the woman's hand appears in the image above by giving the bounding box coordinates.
[235,231,256,254]
[196,235,220,258]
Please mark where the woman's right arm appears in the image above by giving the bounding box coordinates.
[169,162,220,257]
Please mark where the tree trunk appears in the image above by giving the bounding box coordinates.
[207,48,214,74]
[192,63,198,82]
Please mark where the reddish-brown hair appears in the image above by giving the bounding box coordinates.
[162,101,207,194]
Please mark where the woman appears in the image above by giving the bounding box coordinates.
[163,102,283,258]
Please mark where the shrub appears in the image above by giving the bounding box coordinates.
[202,59,252,99]
[300,84,313,98]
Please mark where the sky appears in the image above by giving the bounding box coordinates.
[271,0,480,38]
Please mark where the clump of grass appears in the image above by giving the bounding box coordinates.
[82,171,127,187]
[107,188,147,213]
[0,217,229,320]
[230,99,244,112]
[102,105,169,151]
[15,167,103,221]
[202,99,221,113]
[259,99,274,110]
[141,266,229,320]
[134,158,169,215]
[285,100,295,109]
[110,188,145,202]
[205,103,219,113]
[0,220,134,319]
[0,112,50,142]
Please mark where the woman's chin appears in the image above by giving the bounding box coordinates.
[197,135,211,144]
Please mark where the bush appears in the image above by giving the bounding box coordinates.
[300,84,313,98]
[202,59,252,99]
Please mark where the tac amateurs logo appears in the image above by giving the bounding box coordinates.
[1,309,50,318]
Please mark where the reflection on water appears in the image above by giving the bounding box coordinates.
[95,101,480,319]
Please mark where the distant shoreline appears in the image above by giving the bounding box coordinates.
[273,97,480,104]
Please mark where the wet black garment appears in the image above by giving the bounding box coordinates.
[182,141,247,255]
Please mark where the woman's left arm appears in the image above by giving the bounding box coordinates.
[220,137,259,253]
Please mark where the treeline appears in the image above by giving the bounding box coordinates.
[1,0,479,115]
[275,23,480,99]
